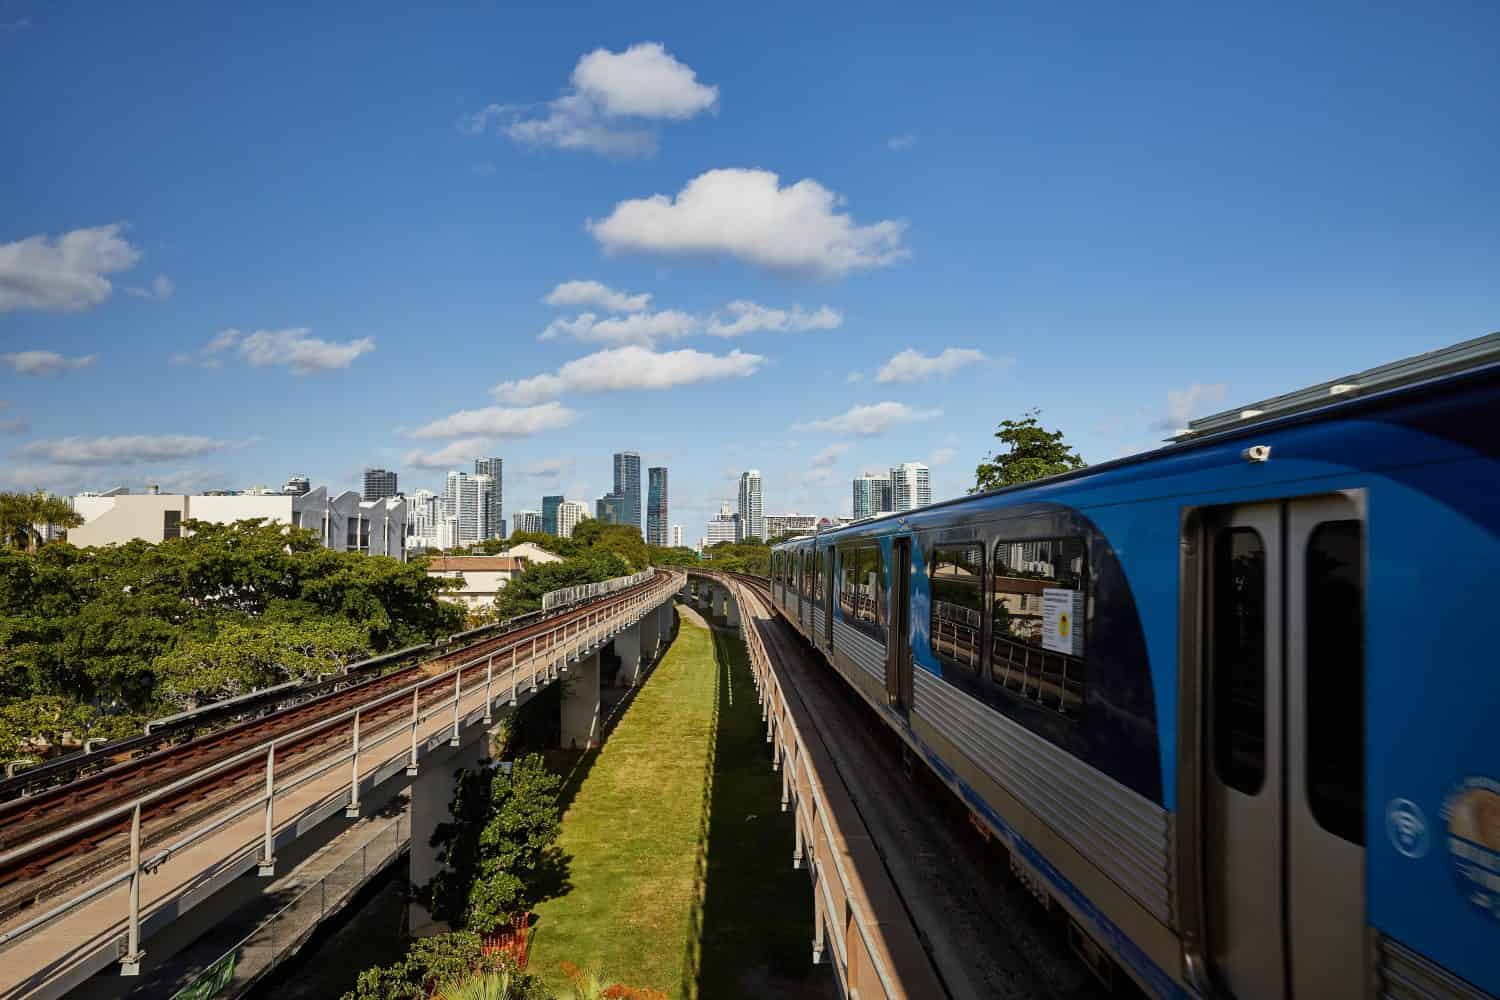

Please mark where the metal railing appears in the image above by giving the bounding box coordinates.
[0,570,681,975]
[542,569,653,611]
[169,810,410,1000]
[716,573,942,1000]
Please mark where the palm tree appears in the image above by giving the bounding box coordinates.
[0,490,83,551]
[432,970,520,1000]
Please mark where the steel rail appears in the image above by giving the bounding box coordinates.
[0,570,680,960]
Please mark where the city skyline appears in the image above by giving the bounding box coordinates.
[3,5,1496,537]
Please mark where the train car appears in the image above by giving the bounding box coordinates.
[770,334,1499,999]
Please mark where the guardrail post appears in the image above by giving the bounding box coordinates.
[407,688,420,776]
[121,801,145,974]
[259,744,276,876]
[812,885,826,965]
[781,756,791,811]
[346,710,362,818]
[483,656,494,724]
[450,669,462,747]
[513,645,525,706]
[793,814,805,870]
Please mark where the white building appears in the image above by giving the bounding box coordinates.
[407,489,440,549]
[69,486,408,558]
[442,471,498,545]
[474,458,503,540]
[502,541,564,565]
[556,499,590,539]
[737,469,764,541]
[852,474,893,520]
[890,463,932,512]
[670,524,683,548]
[512,510,542,535]
[706,501,741,546]
[766,513,819,539]
[424,555,527,611]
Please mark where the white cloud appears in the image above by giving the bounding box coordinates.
[887,134,916,151]
[409,402,579,440]
[794,401,941,437]
[1153,383,1228,431]
[403,438,494,470]
[543,280,650,313]
[538,309,698,347]
[588,168,908,278]
[172,327,374,374]
[811,442,851,468]
[525,457,575,480]
[493,345,764,404]
[467,42,716,158]
[18,435,232,465]
[126,273,175,301]
[0,223,141,313]
[706,301,842,337]
[876,347,988,383]
[2,351,98,376]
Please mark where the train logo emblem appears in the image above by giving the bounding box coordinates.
[1386,799,1429,859]
[1441,777,1500,919]
[1058,613,1071,637]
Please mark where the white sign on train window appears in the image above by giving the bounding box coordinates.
[1041,588,1085,656]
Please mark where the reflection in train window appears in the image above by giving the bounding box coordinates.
[1212,527,1267,796]
[1306,519,1364,844]
[839,544,886,643]
[990,537,1087,716]
[930,544,984,673]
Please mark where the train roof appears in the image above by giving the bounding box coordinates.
[777,332,1500,549]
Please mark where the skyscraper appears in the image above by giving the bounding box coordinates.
[706,501,741,546]
[541,495,564,536]
[363,468,398,501]
[670,524,683,548]
[596,493,624,524]
[890,463,932,512]
[613,451,642,536]
[283,475,311,496]
[852,474,893,520]
[647,467,668,546]
[513,510,542,535]
[474,458,503,540]
[556,499,589,539]
[737,469,764,541]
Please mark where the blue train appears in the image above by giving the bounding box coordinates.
[770,334,1499,999]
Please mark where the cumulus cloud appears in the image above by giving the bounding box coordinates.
[538,309,698,347]
[543,280,650,313]
[126,274,175,302]
[588,168,908,278]
[18,435,232,466]
[0,223,142,313]
[794,402,941,437]
[1153,383,1228,431]
[875,347,988,383]
[409,402,579,440]
[2,351,98,376]
[525,457,575,479]
[403,438,493,470]
[811,442,852,468]
[706,301,842,337]
[464,42,716,158]
[172,328,374,374]
[493,345,763,404]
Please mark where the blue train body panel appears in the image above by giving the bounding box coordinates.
[773,368,1499,996]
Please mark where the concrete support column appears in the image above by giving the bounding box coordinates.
[409,737,486,936]
[714,586,728,621]
[638,605,659,664]
[725,591,740,628]
[561,649,601,749]
[613,622,642,688]
[659,601,673,644]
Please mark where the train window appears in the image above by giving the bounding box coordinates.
[990,537,1087,716]
[772,551,781,583]
[1306,520,1364,845]
[1211,527,1267,796]
[930,544,984,673]
[803,551,816,599]
[812,549,824,605]
[839,544,886,642]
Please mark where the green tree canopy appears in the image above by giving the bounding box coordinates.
[0,490,83,552]
[972,409,1086,492]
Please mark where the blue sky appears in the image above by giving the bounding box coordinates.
[3,0,1497,535]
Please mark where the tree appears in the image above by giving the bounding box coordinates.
[152,617,370,707]
[0,490,83,552]
[489,551,631,622]
[424,754,563,933]
[972,409,1086,492]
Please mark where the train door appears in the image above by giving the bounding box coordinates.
[886,537,913,717]
[828,548,840,650]
[1200,495,1366,999]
